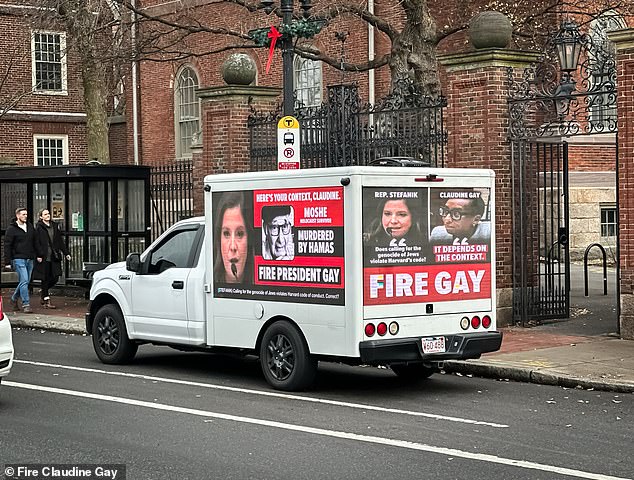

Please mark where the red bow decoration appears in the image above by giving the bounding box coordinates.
[266,25,282,74]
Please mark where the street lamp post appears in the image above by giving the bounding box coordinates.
[261,0,313,116]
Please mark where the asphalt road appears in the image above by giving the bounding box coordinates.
[1,329,632,480]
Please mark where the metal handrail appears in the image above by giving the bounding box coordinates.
[583,243,608,297]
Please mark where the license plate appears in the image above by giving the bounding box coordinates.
[422,336,446,354]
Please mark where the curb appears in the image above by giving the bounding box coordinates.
[444,360,634,394]
[10,317,86,336]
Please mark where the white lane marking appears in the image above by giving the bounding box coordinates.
[5,381,628,480]
[15,359,507,428]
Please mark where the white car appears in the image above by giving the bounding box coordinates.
[0,297,14,385]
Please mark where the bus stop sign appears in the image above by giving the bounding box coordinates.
[277,116,300,170]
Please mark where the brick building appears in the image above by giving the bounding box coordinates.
[0,1,88,169]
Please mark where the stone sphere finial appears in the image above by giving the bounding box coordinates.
[469,11,513,49]
[221,53,257,85]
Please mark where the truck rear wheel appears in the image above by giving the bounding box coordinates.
[260,321,317,391]
[390,362,435,381]
[92,304,138,364]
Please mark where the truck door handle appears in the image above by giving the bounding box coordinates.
[172,280,184,290]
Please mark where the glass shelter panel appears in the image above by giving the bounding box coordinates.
[118,180,145,232]
[67,182,84,277]
[51,183,65,229]
[89,181,108,232]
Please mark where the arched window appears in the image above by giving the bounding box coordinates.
[294,57,322,108]
[588,11,626,126]
[175,66,200,159]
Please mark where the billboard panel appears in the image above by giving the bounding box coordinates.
[213,187,345,305]
[362,186,492,306]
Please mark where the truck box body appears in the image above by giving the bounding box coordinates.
[205,166,499,360]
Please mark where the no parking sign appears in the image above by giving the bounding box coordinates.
[277,116,300,170]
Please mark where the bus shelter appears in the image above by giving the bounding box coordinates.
[0,165,151,288]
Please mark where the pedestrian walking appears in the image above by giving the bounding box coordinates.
[4,207,43,313]
[33,209,71,309]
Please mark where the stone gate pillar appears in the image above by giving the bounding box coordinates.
[438,49,540,325]
[608,28,634,339]
[190,84,281,216]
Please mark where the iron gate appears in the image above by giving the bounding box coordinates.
[512,141,570,322]
[508,19,618,325]
[248,80,447,171]
[150,160,193,240]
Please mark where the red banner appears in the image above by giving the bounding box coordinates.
[363,263,491,305]
[253,187,344,227]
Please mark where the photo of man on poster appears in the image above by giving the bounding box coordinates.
[430,190,491,246]
[261,205,295,260]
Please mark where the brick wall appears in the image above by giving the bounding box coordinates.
[568,144,617,171]
[609,28,634,338]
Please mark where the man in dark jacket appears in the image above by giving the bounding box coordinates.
[4,207,43,313]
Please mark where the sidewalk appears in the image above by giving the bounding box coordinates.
[4,286,634,393]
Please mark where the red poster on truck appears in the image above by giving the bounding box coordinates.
[362,187,492,306]
[213,187,345,305]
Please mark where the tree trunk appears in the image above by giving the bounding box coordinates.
[82,58,110,164]
[388,0,441,97]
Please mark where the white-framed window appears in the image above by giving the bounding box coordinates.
[31,31,67,94]
[600,203,617,239]
[174,66,200,159]
[294,56,322,108]
[588,11,625,126]
[33,135,69,166]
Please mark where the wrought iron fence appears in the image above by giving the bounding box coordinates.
[150,159,193,240]
[249,81,447,171]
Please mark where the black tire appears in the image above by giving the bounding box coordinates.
[260,321,317,391]
[390,362,436,381]
[92,304,138,364]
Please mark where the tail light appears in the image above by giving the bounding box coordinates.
[482,315,492,329]
[471,316,481,329]
[377,322,388,336]
[365,323,375,337]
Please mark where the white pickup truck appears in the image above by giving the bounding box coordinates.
[86,166,502,390]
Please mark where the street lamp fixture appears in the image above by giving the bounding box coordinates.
[260,0,314,116]
[552,20,583,119]
[553,20,583,75]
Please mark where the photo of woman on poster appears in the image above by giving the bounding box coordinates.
[213,191,254,284]
[364,196,425,248]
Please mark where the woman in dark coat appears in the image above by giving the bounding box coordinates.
[33,208,71,309]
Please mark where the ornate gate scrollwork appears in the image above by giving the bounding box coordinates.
[508,19,618,325]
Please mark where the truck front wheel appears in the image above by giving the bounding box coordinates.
[260,321,317,391]
[92,304,138,364]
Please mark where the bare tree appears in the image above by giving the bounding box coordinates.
[0,41,41,121]
[8,0,632,165]
[111,0,633,99]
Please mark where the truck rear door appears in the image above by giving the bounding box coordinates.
[361,170,496,338]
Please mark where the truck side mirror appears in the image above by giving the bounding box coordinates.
[126,253,142,273]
